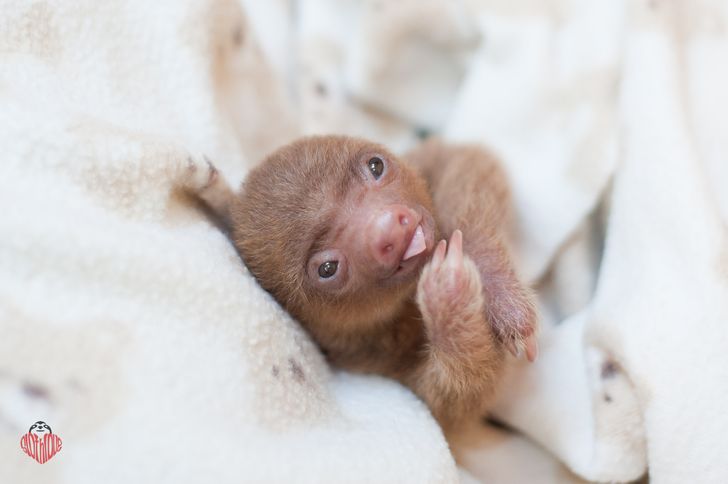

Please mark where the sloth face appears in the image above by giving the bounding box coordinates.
[29,421,52,436]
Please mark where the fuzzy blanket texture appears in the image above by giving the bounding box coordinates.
[1,0,727,483]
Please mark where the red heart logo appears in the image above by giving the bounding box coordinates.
[20,433,63,464]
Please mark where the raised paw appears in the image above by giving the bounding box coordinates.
[416,230,485,350]
[182,155,236,225]
[183,155,219,193]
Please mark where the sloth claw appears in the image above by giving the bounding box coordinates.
[183,154,219,192]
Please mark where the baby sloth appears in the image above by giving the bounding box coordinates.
[198,135,537,428]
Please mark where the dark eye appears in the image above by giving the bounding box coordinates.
[368,157,384,179]
[318,260,338,278]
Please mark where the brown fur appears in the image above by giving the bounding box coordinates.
[196,135,537,429]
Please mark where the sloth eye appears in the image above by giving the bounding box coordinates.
[368,157,384,179]
[318,261,338,278]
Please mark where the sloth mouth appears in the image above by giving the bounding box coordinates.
[380,208,435,283]
[388,223,429,279]
[402,224,427,262]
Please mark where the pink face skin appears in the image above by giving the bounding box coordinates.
[305,151,437,295]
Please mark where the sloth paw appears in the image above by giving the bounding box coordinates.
[416,230,485,350]
[183,155,219,192]
[489,289,539,362]
[417,230,539,362]
[181,155,235,223]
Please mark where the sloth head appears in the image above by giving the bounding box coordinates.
[29,421,52,435]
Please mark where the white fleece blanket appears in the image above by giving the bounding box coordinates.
[1,1,727,483]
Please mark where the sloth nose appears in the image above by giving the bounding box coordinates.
[367,205,412,267]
